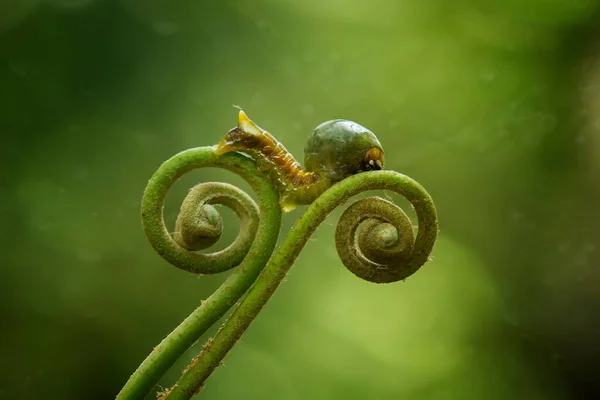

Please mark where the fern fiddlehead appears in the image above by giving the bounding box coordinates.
[116,148,282,400]
[117,111,438,400]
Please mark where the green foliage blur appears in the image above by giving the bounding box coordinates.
[2,1,600,399]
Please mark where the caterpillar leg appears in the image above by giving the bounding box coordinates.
[214,110,262,155]
[278,177,331,213]
[255,156,274,172]
[279,193,298,213]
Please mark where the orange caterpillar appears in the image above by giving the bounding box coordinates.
[214,110,384,212]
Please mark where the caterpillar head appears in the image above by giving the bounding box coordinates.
[304,119,384,182]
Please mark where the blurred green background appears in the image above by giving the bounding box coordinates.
[2,0,600,399]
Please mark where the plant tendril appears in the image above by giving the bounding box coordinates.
[336,196,421,283]
[118,142,438,400]
[116,147,281,400]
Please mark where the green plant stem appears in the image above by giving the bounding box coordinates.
[116,147,281,400]
[163,170,438,399]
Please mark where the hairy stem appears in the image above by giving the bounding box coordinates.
[163,170,438,399]
[116,147,281,400]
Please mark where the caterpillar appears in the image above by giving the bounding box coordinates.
[214,110,384,213]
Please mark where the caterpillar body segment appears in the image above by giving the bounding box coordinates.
[215,110,384,213]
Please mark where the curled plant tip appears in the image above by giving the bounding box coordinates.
[173,182,257,254]
[336,196,416,283]
[174,202,222,251]
[117,148,281,400]
[142,167,264,275]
